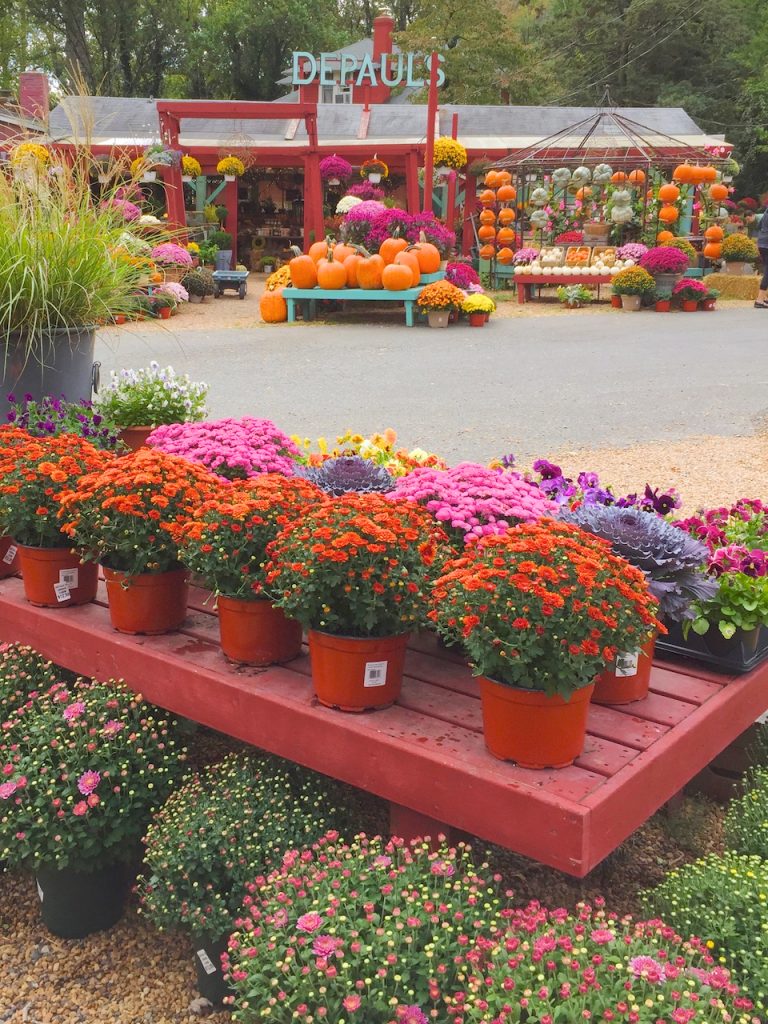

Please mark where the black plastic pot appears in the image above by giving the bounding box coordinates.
[656,622,768,674]
[1,327,98,404]
[36,860,126,938]
[193,932,233,1006]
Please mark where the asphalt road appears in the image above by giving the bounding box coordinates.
[95,307,768,463]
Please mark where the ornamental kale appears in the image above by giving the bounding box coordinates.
[560,504,718,621]
[297,454,394,496]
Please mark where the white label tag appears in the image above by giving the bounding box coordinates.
[615,650,640,677]
[36,880,44,903]
[196,949,217,975]
[364,660,388,688]
[59,568,78,588]
[2,544,17,565]
[53,582,71,603]
[757,711,768,725]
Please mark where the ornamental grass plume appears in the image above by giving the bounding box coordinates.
[136,753,351,938]
[147,417,300,480]
[224,833,507,1022]
[389,462,557,543]
[0,677,185,872]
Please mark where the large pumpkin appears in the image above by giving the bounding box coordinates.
[659,205,679,223]
[479,243,496,259]
[381,263,414,290]
[308,238,330,262]
[709,183,728,202]
[658,183,680,203]
[288,247,318,289]
[394,249,421,285]
[703,242,722,260]
[704,224,724,241]
[497,246,515,265]
[496,184,516,202]
[316,248,347,289]
[332,242,356,263]
[409,237,441,274]
[356,250,385,289]
[673,163,694,183]
[498,207,516,225]
[478,224,496,241]
[496,226,515,246]
[479,209,496,225]
[380,235,409,265]
[496,170,512,186]
[260,288,287,323]
[484,170,501,188]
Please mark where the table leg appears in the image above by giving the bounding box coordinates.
[405,300,414,327]
[517,283,527,305]
[286,299,295,323]
[389,803,450,847]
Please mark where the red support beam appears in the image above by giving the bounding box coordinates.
[405,149,420,214]
[462,173,476,256]
[445,112,459,233]
[156,100,318,120]
[422,51,440,215]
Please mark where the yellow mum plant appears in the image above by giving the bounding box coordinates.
[433,137,467,170]
[462,293,495,314]
[10,142,50,167]
[217,156,245,177]
[181,155,202,178]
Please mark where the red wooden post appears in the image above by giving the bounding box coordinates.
[157,110,187,239]
[223,177,239,264]
[405,149,420,213]
[304,110,324,248]
[462,173,476,256]
[445,112,460,232]
[422,51,440,215]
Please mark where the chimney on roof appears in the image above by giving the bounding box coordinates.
[18,71,49,123]
[371,13,395,104]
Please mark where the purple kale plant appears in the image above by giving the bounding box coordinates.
[297,455,395,497]
[560,503,718,620]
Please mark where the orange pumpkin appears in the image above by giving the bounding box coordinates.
[332,242,356,263]
[316,248,347,289]
[656,230,674,243]
[382,263,414,290]
[343,252,363,287]
[575,187,592,201]
[356,250,385,289]
[703,242,722,260]
[709,183,728,202]
[673,163,694,183]
[479,209,496,225]
[497,246,515,265]
[700,165,718,182]
[394,249,421,285]
[308,238,330,262]
[259,288,287,323]
[704,224,724,241]
[288,247,318,289]
[484,170,501,188]
[496,226,515,246]
[409,237,441,274]
[478,224,497,241]
[658,183,680,203]
[496,183,516,202]
[479,243,496,259]
[497,170,512,186]
[497,207,516,225]
[479,189,496,206]
[659,205,679,223]
[611,171,627,183]
[380,235,409,265]
[627,169,646,185]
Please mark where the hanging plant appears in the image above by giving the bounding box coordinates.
[432,137,468,171]
[10,142,50,168]
[217,155,246,178]
[319,154,353,183]
[181,155,202,179]
[360,156,389,181]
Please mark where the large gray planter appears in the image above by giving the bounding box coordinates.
[1,326,97,404]
[214,250,233,271]
[652,272,683,293]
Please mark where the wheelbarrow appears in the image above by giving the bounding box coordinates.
[212,270,248,299]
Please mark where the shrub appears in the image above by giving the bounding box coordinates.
[724,764,768,856]
[642,851,768,1010]
[721,233,759,262]
[208,230,233,250]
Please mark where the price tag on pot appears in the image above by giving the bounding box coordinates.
[53,582,71,603]
[59,568,78,589]
[364,660,388,688]
[196,948,217,975]
[2,544,17,565]
[36,880,44,904]
[614,651,639,677]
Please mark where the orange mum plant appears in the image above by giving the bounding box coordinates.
[416,280,466,312]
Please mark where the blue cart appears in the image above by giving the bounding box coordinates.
[212,270,248,299]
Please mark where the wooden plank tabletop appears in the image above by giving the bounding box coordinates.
[1,576,766,877]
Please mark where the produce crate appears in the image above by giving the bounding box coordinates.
[590,246,617,266]
[565,246,591,267]
[656,622,768,674]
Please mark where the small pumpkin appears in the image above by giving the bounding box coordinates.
[658,183,680,203]
[700,165,718,182]
[382,263,414,290]
[479,209,496,225]
[704,224,724,242]
[658,205,679,223]
[478,224,496,241]
[627,169,646,185]
[496,183,516,202]
[709,183,728,202]
[343,251,364,287]
[610,171,627,183]
[332,242,356,263]
[479,189,496,206]
[309,238,331,262]
[497,246,514,265]
[259,288,287,323]
[703,242,722,260]
[408,235,441,274]
[673,163,694,183]
[484,170,501,188]
[380,235,409,265]
[496,226,515,246]
[394,249,421,285]
[496,170,512,186]
[316,247,347,289]
[575,187,592,201]
[497,207,516,225]
[288,246,318,288]
[656,230,674,243]
[479,243,496,259]
[356,249,385,289]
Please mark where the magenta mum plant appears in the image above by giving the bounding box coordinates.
[639,246,690,274]
[103,197,141,221]
[319,155,353,182]
[389,462,557,543]
[446,261,481,288]
[151,242,194,267]
[673,277,709,300]
[346,181,385,201]
[147,417,299,480]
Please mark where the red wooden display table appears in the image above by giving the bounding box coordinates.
[516,272,613,304]
[0,576,765,877]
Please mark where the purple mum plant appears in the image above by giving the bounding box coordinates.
[616,242,648,261]
[319,155,353,182]
[639,246,690,274]
[297,455,394,496]
[512,247,539,265]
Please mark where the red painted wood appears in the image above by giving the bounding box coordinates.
[516,273,613,304]
[1,577,767,877]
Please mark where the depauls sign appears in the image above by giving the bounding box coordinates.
[291,51,445,89]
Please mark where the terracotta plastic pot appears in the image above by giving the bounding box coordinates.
[592,636,656,705]
[0,536,20,579]
[427,310,450,328]
[702,299,716,311]
[308,630,408,711]
[610,294,622,309]
[478,676,594,768]
[118,426,154,452]
[682,299,699,312]
[158,306,172,320]
[468,312,486,327]
[217,596,303,665]
[103,566,188,634]
[655,300,671,312]
[620,294,642,311]
[17,546,98,608]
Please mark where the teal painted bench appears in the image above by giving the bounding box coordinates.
[282,270,445,327]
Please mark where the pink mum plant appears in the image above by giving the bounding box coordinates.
[147,417,299,480]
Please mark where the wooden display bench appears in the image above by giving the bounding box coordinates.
[282,271,445,326]
[1,577,766,877]
[516,272,613,304]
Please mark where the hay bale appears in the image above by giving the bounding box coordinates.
[705,272,759,300]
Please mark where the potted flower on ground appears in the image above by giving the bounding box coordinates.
[702,286,719,310]
[198,239,219,268]
[555,284,592,309]
[155,281,189,312]
[136,754,348,1005]
[58,448,220,634]
[0,432,113,606]
[611,266,656,311]
[429,519,661,767]
[319,154,353,187]
[177,475,323,665]
[560,504,716,703]
[262,494,447,711]
[638,245,690,292]
[720,232,758,274]
[258,254,276,275]
[653,286,673,311]
[416,280,465,327]
[462,293,496,325]
[673,276,709,311]
[150,242,194,284]
[0,677,184,938]
[93,362,208,451]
